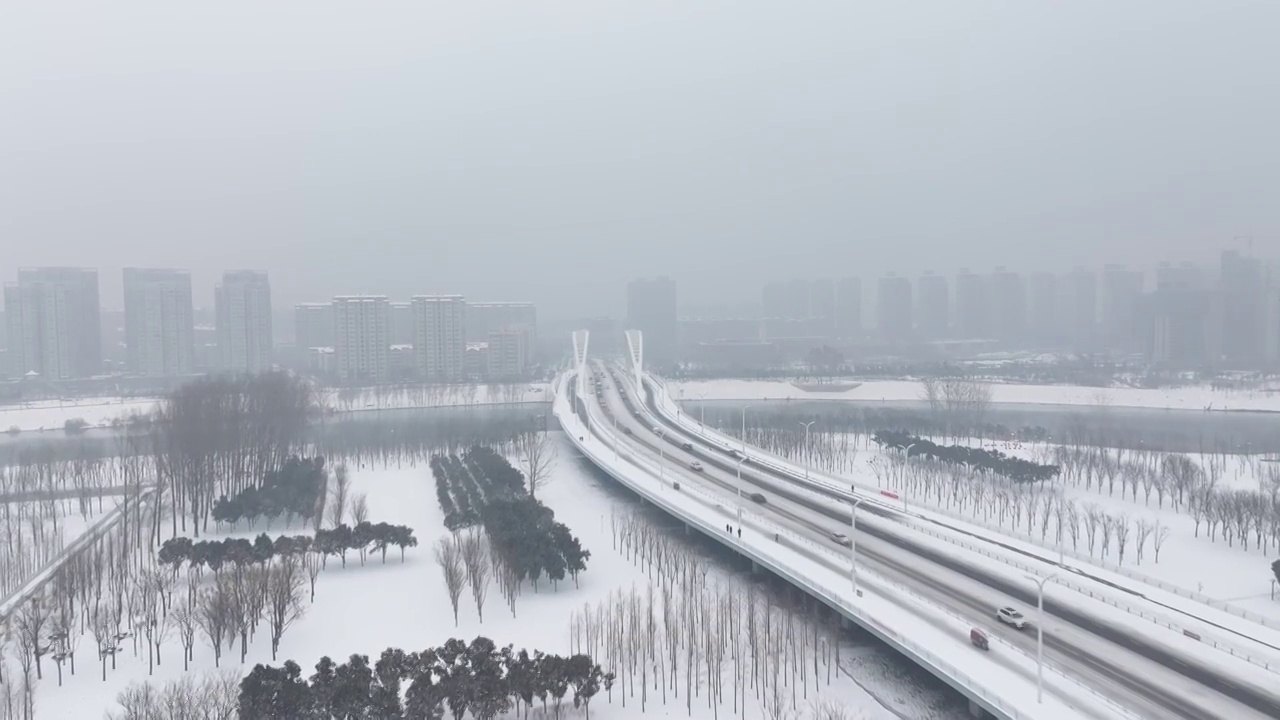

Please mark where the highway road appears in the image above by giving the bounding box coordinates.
[575,364,1280,720]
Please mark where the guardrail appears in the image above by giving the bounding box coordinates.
[562,373,1131,720]
[642,373,1280,673]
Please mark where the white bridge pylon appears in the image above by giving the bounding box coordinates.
[571,329,590,399]
[624,329,643,391]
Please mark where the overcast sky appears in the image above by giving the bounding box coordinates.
[2,1,1277,323]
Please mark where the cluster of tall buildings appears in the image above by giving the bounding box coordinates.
[296,297,536,384]
[1,268,539,386]
[626,250,1280,371]
[3,267,272,382]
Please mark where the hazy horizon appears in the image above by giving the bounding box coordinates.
[3,1,1278,325]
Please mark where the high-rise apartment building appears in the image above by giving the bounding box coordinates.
[295,303,334,351]
[876,274,913,341]
[626,277,678,367]
[916,272,949,339]
[1219,250,1266,367]
[487,327,531,379]
[4,267,102,379]
[989,267,1026,343]
[390,302,414,346]
[835,277,861,338]
[411,295,467,381]
[1101,265,1144,354]
[123,268,195,377]
[954,269,989,339]
[333,295,390,383]
[214,270,273,373]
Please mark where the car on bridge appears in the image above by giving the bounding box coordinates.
[689,461,704,472]
[748,492,767,504]
[829,532,851,547]
[622,428,633,435]
[996,606,1027,629]
[681,442,693,451]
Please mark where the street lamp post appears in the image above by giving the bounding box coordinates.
[849,488,865,598]
[799,420,817,482]
[657,428,667,488]
[1025,572,1059,703]
[735,457,747,531]
[741,405,753,454]
[697,391,709,430]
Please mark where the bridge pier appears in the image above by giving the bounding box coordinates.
[751,560,759,574]
[968,699,986,718]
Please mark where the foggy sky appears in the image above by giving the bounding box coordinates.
[2,1,1278,324]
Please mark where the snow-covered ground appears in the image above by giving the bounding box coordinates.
[37,440,905,720]
[671,378,1280,412]
[0,383,553,432]
[0,397,159,432]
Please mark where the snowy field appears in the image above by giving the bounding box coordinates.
[0,383,553,433]
[0,398,160,433]
[35,437,923,720]
[671,378,1280,412]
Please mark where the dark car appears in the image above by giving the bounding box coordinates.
[622,427,633,435]
[748,492,767,504]
[681,442,693,451]
[728,449,742,458]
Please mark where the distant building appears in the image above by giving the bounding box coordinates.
[215,270,273,373]
[876,274,913,341]
[487,328,531,379]
[626,277,678,367]
[4,267,102,380]
[411,295,467,381]
[1101,265,1144,355]
[835,277,862,338]
[332,295,390,383]
[467,301,538,357]
[1143,285,1220,369]
[123,268,195,377]
[916,272,949,340]
[390,302,415,346]
[1219,250,1267,367]
[294,303,334,351]
[954,269,989,339]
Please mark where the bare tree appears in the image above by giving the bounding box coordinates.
[516,430,557,499]
[1153,522,1171,563]
[171,605,197,672]
[327,463,351,529]
[15,597,50,681]
[265,556,306,660]
[196,581,233,668]
[460,529,492,623]
[351,493,370,526]
[435,536,467,626]
[302,547,323,603]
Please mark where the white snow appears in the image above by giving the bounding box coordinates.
[35,442,893,719]
[671,378,1280,412]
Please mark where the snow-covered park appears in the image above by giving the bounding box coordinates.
[4,435,951,720]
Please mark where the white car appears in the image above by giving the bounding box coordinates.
[830,532,851,547]
[689,461,704,472]
[996,606,1027,629]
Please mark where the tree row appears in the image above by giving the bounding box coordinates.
[238,637,613,719]
[873,430,1060,483]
